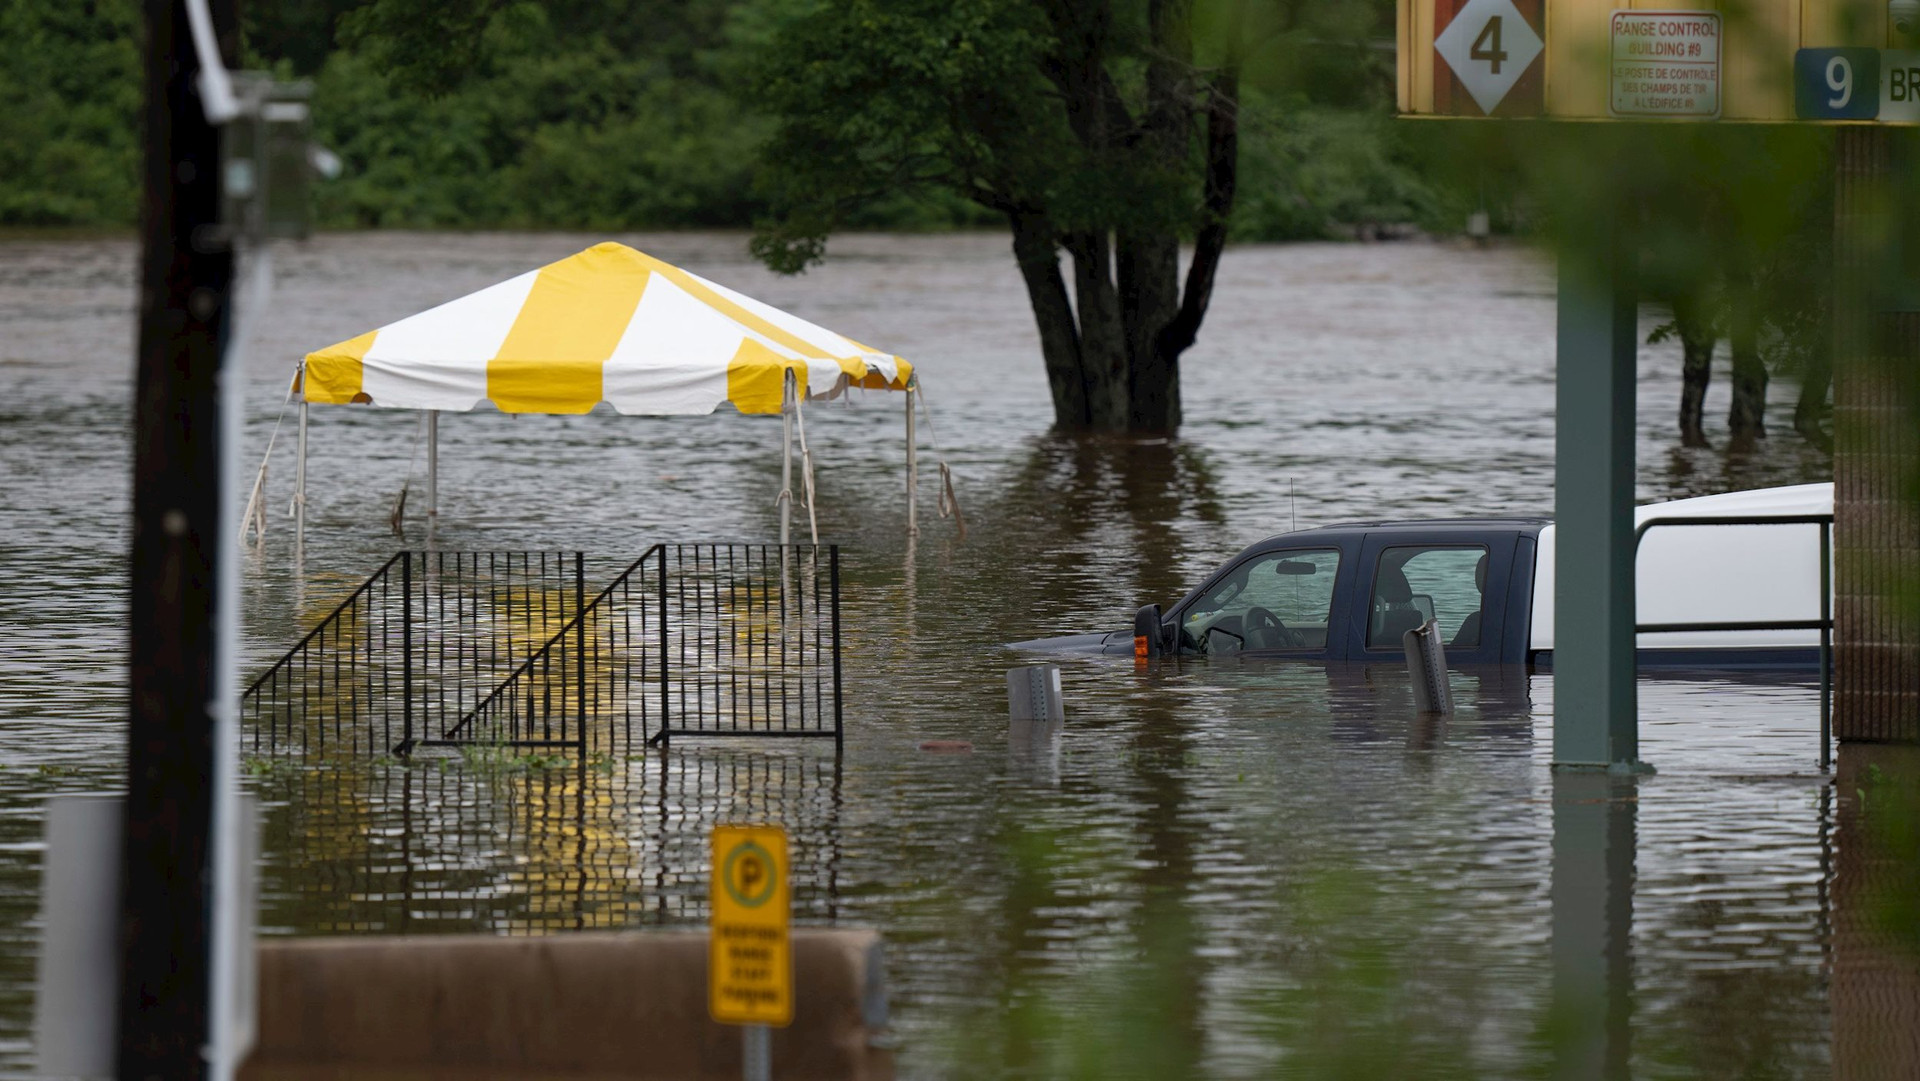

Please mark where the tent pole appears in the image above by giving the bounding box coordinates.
[294,399,308,571]
[780,370,794,549]
[426,409,439,538]
[906,380,919,537]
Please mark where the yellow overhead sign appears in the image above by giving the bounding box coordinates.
[709,825,792,1027]
[1398,0,1914,122]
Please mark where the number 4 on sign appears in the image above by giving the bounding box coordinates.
[1433,0,1544,115]
[1472,16,1507,75]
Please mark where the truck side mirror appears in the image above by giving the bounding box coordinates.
[1133,605,1164,659]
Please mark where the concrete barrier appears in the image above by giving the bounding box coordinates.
[240,929,891,1081]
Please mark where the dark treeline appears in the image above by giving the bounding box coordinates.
[0,0,1461,238]
[0,0,1834,440]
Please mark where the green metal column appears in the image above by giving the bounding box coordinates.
[1553,230,1645,770]
[1549,772,1638,1080]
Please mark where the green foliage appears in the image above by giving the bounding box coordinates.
[1234,102,1452,241]
[0,0,1455,241]
[0,0,141,226]
[745,0,1063,270]
[308,43,767,230]
[747,0,1409,269]
[243,0,362,75]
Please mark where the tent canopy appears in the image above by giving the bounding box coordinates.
[301,242,913,416]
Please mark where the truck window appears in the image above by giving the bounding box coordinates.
[1181,548,1341,654]
[1368,546,1488,650]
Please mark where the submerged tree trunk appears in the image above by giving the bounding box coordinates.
[1728,290,1768,446]
[1011,226,1191,431]
[1010,212,1089,429]
[1795,344,1832,448]
[1795,295,1834,449]
[1672,292,1715,447]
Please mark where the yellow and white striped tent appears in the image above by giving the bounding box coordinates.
[300,241,912,415]
[257,242,932,560]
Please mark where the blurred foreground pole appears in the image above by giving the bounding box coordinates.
[1552,210,1644,771]
[120,0,239,1076]
[1832,127,1920,743]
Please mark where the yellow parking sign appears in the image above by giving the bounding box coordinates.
[709,825,792,1026]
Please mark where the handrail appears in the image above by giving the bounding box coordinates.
[242,550,406,699]
[1631,511,1834,769]
[243,544,846,758]
[437,544,666,743]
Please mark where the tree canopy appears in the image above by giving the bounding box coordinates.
[0,0,1444,239]
[749,0,1402,430]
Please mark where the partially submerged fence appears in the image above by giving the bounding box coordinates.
[242,551,586,757]
[253,749,849,934]
[656,544,842,747]
[242,545,843,757]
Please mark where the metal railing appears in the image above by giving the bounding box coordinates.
[436,546,667,756]
[243,545,844,758]
[652,544,843,749]
[1633,513,1834,768]
[241,552,587,757]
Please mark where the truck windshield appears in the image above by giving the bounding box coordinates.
[1180,548,1341,654]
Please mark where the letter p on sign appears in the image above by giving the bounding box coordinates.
[710,824,793,1026]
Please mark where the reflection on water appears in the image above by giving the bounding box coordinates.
[0,233,1873,1077]
[255,751,843,935]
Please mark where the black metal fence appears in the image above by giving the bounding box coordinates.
[655,544,843,748]
[242,551,586,757]
[436,547,666,756]
[243,545,843,758]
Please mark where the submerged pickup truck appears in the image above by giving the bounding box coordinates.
[1012,483,1833,671]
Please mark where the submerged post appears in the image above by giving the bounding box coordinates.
[294,397,308,569]
[905,379,919,537]
[425,408,438,535]
[1007,665,1065,723]
[1402,620,1453,715]
[780,370,794,550]
[1553,221,1646,772]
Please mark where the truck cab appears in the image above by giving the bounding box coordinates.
[1154,520,1543,665]
[1011,483,1833,673]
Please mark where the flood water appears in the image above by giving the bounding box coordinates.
[0,232,1852,1077]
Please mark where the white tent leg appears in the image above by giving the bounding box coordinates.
[294,399,308,571]
[426,409,439,542]
[780,371,795,549]
[906,382,919,537]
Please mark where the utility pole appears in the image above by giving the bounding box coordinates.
[119,0,239,1075]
